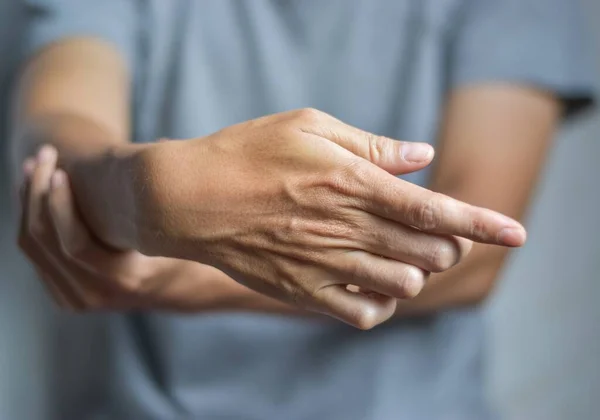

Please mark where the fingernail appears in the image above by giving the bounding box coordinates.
[37,145,57,163]
[22,158,36,177]
[51,170,67,189]
[498,227,527,247]
[402,143,433,163]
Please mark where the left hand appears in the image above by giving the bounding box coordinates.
[17,146,190,312]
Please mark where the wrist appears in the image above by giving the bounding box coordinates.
[122,139,192,256]
[129,138,214,260]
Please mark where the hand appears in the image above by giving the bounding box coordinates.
[132,109,526,329]
[17,145,213,312]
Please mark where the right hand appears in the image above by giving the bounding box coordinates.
[132,108,525,329]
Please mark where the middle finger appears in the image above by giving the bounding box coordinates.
[357,212,472,273]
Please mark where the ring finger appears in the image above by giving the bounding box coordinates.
[335,250,430,299]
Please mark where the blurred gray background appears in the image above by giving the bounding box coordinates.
[1,1,598,419]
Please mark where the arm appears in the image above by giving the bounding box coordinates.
[12,38,301,314]
[394,84,560,316]
[15,39,525,329]
[11,38,143,250]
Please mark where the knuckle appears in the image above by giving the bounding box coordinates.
[344,254,366,283]
[366,133,388,164]
[328,160,368,197]
[294,107,325,124]
[294,217,359,245]
[341,159,368,180]
[412,195,444,230]
[427,240,458,272]
[468,214,487,239]
[351,306,378,330]
[115,274,145,296]
[332,220,360,243]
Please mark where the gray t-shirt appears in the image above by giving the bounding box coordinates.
[22,1,596,419]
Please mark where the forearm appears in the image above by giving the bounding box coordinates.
[10,38,143,250]
[14,118,506,318]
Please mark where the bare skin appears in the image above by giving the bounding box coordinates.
[13,38,551,329]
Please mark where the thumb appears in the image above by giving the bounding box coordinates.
[303,111,434,175]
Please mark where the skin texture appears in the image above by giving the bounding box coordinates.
[11,38,549,330]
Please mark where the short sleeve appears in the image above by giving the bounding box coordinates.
[449,0,598,118]
[21,0,139,72]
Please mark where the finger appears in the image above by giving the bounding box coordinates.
[299,110,434,174]
[20,158,36,199]
[358,214,473,272]
[27,145,58,243]
[20,217,87,311]
[47,169,92,254]
[355,166,526,247]
[24,245,85,311]
[19,158,35,212]
[43,169,155,312]
[39,245,110,311]
[16,158,84,309]
[18,161,33,247]
[48,170,117,271]
[23,157,36,178]
[46,170,121,298]
[16,158,36,214]
[313,283,397,330]
[339,251,430,299]
[47,169,143,296]
[26,149,94,308]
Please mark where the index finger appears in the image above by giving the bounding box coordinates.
[355,166,526,247]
